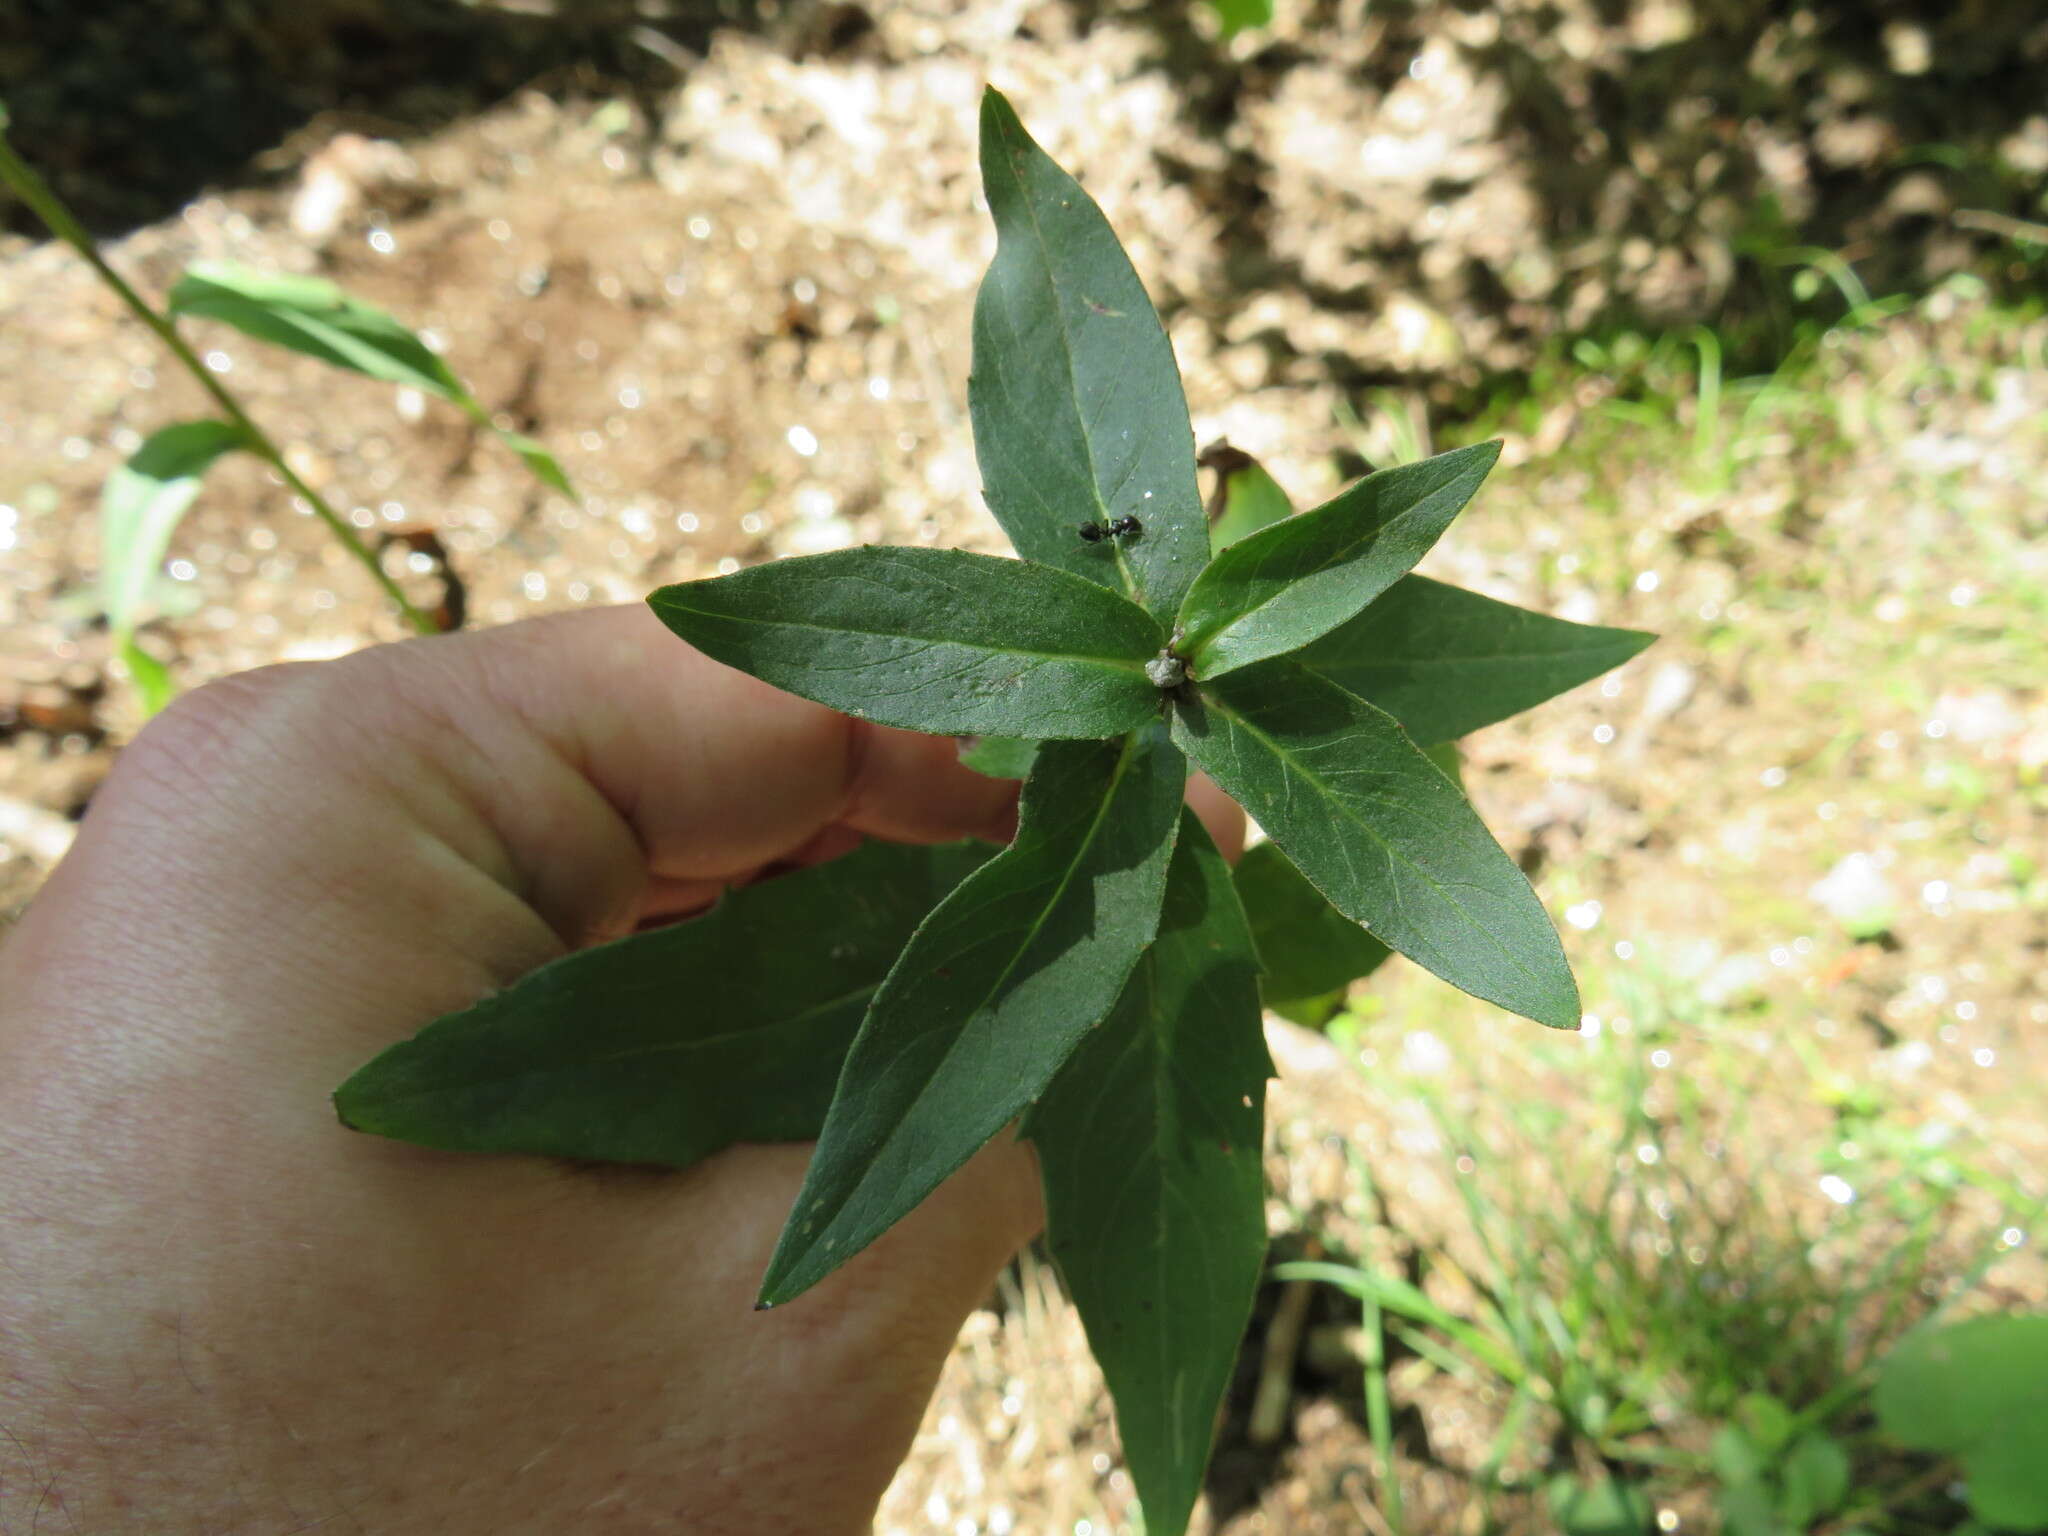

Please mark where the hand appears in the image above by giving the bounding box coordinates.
[0,605,1241,1535]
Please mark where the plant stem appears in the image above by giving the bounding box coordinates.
[0,128,435,635]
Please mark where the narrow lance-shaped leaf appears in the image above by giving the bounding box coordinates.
[969,88,1208,621]
[168,262,572,496]
[1233,745,1463,1024]
[1172,661,1579,1029]
[1206,0,1276,37]
[1028,811,1271,1536]
[650,546,1165,740]
[1176,442,1501,680]
[1203,445,1296,553]
[100,419,248,637]
[759,728,1187,1306]
[1297,574,1656,746]
[119,643,177,716]
[333,840,991,1168]
[100,419,250,716]
[1234,840,1391,1009]
[959,735,1042,781]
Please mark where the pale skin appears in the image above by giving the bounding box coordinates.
[0,604,1241,1535]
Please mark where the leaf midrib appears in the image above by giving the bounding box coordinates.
[353,979,881,1109]
[992,117,1141,611]
[1184,457,1486,662]
[794,735,1150,1250]
[1199,688,1551,992]
[1184,515,1401,659]
[657,593,1155,675]
[1305,636,1646,670]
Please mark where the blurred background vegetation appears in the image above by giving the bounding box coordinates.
[0,2,2042,1532]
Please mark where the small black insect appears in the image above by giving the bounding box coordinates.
[1077,516,1143,545]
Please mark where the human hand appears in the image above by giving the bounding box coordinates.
[0,605,1241,1534]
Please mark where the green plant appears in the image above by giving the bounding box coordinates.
[0,102,567,712]
[1277,947,2035,1535]
[333,89,1651,1536]
[1709,1394,1854,1536]
[1875,1314,2048,1532]
[1203,0,1275,38]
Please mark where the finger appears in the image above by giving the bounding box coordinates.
[1,607,1020,1069]
[340,606,1018,949]
[1187,770,1247,861]
[399,607,1018,921]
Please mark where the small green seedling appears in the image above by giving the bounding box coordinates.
[337,89,1652,1536]
[94,263,571,712]
[0,102,568,713]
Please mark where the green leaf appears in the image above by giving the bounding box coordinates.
[1546,1475,1655,1536]
[492,426,574,498]
[1176,443,1500,680]
[1711,1424,1768,1489]
[1028,812,1271,1536]
[1424,738,1466,787]
[119,638,177,717]
[1233,840,1390,1008]
[1737,1393,1798,1456]
[171,263,467,397]
[649,546,1165,739]
[1779,1434,1852,1526]
[1172,662,1579,1029]
[959,736,1042,780]
[167,262,571,497]
[1876,1313,2048,1530]
[969,88,1208,622]
[1269,988,1346,1028]
[759,729,1187,1306]
[1715,1476,1783,1536]
[1206,0,1276,37]
[1207,450,1295,552]
[99,419,247,637]
[1296,575,1655,747]
[333,839,991,1166]
[1275,1260,1527,1381]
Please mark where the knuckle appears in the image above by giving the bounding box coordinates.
[115,661,334,809]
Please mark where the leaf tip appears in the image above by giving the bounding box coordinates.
[977,85,1031,166]
[753,1239,816,1312]
[1449,436,1504,479]
[1532,973,1585,1032]
[752,1265,807,1311]
[330,1082,370,1132]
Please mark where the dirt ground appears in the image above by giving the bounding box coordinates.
[1,2,2043,1532]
